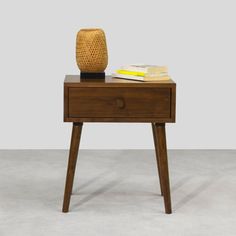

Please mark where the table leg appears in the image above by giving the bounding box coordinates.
[152,123,164,196]
[153,123,172,214]
[62,122,83,213]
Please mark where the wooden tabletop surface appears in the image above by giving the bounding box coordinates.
[64,75,176,88]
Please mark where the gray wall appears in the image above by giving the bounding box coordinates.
[0,0,235,149]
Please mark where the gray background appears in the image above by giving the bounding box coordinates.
[0,0,235,149]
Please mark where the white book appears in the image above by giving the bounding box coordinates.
[120,65,168,74]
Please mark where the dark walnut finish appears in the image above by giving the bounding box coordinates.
[62,122,83,213]
[68,87,171,118]
[63,75,176,214]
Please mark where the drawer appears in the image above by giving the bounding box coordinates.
[67,87,171,118]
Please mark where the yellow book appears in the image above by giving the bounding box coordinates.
[116,69,168,77]
[116,70,145,76]
[112,73,170,82]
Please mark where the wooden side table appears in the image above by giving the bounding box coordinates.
[62,75,176,214]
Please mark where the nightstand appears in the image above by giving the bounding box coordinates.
[62,75,176,214]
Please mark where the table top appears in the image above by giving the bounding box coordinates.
[64,75,176,88]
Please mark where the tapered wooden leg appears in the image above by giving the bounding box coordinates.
[153,123,172,214]
[62,122,83,213]
[152,123,164,196]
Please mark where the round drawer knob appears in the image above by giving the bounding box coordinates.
[116,98,125,109]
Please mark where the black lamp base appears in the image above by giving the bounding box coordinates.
[80,72,105,79]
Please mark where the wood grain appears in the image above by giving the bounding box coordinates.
[62,122,83,213]
[64,75,176,123]
[152,123,164,196]
[68,87,171,118]
[153,123,172,214]
[64,75,176,87]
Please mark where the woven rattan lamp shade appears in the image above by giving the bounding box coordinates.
[76,28,108,73]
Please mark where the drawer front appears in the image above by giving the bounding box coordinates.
[68,87,171,118]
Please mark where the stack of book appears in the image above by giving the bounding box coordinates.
[112,65,171,82]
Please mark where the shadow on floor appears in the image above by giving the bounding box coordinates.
[173,177,218,210]
[71,178,124,209]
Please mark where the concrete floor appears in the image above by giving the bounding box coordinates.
[0,150,235,236]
